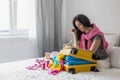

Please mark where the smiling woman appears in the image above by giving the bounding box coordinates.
[75,21,86,32]
[71,14,108,57]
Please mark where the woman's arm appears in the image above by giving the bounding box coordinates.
[73,34,80,49]
[89,39,101,53]
[71,28,80,49]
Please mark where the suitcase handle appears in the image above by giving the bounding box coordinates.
[70,48,78,55]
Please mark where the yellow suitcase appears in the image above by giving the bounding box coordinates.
[59,48,96,63]
[59,48,98,74]
[64,64,97,74]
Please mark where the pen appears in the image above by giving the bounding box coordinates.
[68,40,72,44]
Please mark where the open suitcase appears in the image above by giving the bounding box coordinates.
[59,48,98,74]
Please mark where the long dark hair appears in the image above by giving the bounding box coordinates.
[73,14,92,40]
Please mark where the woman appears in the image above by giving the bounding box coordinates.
[72,14,108,59]
[71,14,110,71]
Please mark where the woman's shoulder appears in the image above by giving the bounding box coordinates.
[92,35,102,40]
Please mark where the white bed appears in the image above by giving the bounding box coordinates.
[0,58,120,80]
[0,33,120,80]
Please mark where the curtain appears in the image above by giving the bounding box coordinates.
[29,0,63,57]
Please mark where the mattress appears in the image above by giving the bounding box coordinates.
[0,58,120,80]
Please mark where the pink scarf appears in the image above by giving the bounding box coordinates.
[80,24,108,50]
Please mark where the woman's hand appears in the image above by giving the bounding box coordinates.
[63,44,73,49]
[71,28,77,34]
[71,28,77,36]
[71,28,80,49]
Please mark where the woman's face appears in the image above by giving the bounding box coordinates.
[75,20,86,32]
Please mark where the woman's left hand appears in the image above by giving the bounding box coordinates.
[63,44,73,49]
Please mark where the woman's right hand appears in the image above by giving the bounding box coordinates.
[71,28,77,35]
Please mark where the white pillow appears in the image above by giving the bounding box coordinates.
[110,47,120,68]
[96,45,113,71]
[106,44,113,55]
[104,33,120,46]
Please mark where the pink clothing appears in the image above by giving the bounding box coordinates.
[80,24,108,49]
[26,59,64,75]
[26,59,49,70]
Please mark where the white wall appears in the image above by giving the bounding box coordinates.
[0,37,36,63]
[62,0,120,41]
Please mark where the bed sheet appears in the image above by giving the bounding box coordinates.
[0,58,120,80]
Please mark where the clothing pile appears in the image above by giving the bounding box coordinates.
[26,48,98,75]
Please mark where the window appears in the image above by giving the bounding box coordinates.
[17,0,29,30]
[0,0,9,31]
[0,0,33,36]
